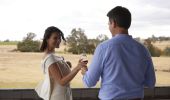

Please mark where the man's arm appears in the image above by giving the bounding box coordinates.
[82,44,104,87]
[144,49,156,88]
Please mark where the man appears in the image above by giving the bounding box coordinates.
[81,6,156,100]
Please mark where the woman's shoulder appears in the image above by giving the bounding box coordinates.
[41,53,54,66]
[41,53,53,62]
[45,53,64,66]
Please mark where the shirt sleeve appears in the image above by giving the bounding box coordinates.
[45,54,57,69]
[83,44,104,87]
[144,48,156,88]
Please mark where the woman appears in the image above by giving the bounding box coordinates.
[35,26,86,100]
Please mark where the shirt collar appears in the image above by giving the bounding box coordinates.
[112,33,132,39]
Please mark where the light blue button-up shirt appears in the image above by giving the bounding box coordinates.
[83,34,156,100]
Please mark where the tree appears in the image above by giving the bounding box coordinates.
[144,39,162,57]
[163,47,170,56]
[96,34,109,42]
[4,39,10,42]
[147,35,170,42]
[67,28,88,54]
[17,32,40,52]
[66,28,109,54]
[24,32,36,41]
[134,37,141,42]
[150,35,157,43]
[96,34,109,46]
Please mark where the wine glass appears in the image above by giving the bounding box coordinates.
[80,53,88,64]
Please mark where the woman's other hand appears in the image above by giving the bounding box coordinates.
[66,61,72,68]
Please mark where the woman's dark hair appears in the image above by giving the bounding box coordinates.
[40,26,66,52]
[107,6,131,29]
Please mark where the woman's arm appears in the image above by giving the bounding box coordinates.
[49,60,86,86]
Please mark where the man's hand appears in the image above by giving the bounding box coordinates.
[81,67,88,75]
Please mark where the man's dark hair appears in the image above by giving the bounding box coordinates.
[107,6,131,29]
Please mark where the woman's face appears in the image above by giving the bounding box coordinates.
[47,32,61,49]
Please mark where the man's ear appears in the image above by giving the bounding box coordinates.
[110,19,116,28]
[112,20,117,28]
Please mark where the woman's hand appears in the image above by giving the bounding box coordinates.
[76,59,87,70]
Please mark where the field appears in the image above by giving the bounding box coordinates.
[153,41,170,50]
[0,44,170,89]
[0,41,18,45]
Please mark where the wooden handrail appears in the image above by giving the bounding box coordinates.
[0,87,170,100]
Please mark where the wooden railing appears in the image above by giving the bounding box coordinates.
[0,87,170,100]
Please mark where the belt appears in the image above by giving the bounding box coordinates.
[129,98,142,100]
[114,98,142,100]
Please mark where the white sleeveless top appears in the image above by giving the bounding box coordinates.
[35,53,72,100]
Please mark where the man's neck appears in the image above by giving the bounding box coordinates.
[112,28,129,36]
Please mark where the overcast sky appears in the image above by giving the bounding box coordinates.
[0,0,170,41]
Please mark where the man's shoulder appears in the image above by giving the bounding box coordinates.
[98,37,147,50]
[100,38,121,47]
[133,39,148,50]
[97,38,118,51]
[132,39,151,57]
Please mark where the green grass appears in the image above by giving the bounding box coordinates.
[0,41,18,45]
